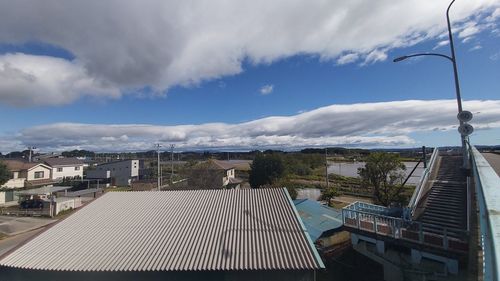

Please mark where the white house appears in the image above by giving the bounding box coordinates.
[1,160,53,189]
[86,160,140,186]
[44,158,84,180]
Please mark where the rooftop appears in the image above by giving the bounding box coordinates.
[0,188,324,272]
[43,157,84,167]
[293,199,343,241]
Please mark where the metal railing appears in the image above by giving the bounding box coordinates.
[470,145,500,281]
[343,201,468,252]
[407,147,439,216]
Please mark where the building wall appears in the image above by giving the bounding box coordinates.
[26,166,52,181]
[222,168,235,186]
[51,165,84,180]
[90,160,139,186]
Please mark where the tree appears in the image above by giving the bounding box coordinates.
[249,154,285,188]
[0,161,12,187]
[321,185,339,207]
[358,152,406,206]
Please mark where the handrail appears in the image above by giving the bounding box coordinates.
[470,146,500,281]
[408,147,439,216]
[342,202,469,252]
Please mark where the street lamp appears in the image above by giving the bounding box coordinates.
[393,0,471,168]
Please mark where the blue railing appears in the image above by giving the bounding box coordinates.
[470,145,500,281]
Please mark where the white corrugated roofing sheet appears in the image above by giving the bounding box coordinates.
[0,188,323,272]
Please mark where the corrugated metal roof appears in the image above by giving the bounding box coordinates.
[293,199,343,241]
[0,188,324,272]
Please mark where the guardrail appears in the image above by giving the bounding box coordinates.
[407,148,439,216]
[470,146,500,281]
[343,201,468,252]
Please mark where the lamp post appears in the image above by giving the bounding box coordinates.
[155,143,162,191]
[393,0,469,168]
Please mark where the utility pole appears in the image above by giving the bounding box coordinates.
[155,143,161,191]
[27,146,36,162]
[170,144,175,183]
[325,148,329,189]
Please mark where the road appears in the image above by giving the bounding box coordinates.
[0,228,45,257]
[482,153,500,177]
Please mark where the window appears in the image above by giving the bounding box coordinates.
[34,171,44,179]
[75,166,80,171]
[57,167,63,172]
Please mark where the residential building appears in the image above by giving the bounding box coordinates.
[44,157,84,180]
[188,159,242,189]
[0,160,53,189]
[0,188,324,280]
[86,159,140,186]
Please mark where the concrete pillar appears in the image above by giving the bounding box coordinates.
[446,259,458,275]
[411,249,422,264]
[376,240,385,254]
[351,233,359,245]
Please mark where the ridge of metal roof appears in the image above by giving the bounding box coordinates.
[0,188,324,272]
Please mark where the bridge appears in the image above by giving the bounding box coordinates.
[342,145,500,281]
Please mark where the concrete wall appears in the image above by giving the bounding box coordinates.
[51,165,83,180]
[1,178,25,189]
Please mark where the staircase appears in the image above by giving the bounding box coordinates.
[417,155,467,239]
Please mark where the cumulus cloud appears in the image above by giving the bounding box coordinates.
[259,84,274,95]
[0,53,120,106]
[0,1,498,105]
[3,99,499,152]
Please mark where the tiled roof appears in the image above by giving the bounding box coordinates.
[44,157,84,167]
[0,188,324,272]
[1,160,39,171]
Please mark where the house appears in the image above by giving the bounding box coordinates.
[0,160,54,189]
[0,160,55,205]
[86,159,140,186]
[188,159,242,189]
[44,157,84,180]
[294,199,350,257]
[0,188,324,281]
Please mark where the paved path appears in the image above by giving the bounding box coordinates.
[0,228,45,257]
[0,216,55,236]
[482,153,500,177]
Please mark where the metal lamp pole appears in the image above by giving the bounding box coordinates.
[156,143,162,191]
[393,0,468,168]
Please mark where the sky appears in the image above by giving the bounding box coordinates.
[0,0,499,153]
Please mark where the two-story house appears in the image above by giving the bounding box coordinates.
[188,159,242,189]
[1,160,53,189]
[44,158,84,180]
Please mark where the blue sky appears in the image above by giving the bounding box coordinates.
[0,1,499,152]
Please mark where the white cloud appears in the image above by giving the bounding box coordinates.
[337,53,359,65]
[259,84,274,95]
[0,1,498,106]
[433,40,449,50]
[3,99,499,152]
[363,50,388,65]
[0,53,120,106]
[469,45,483,51]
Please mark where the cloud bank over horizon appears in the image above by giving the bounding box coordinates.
[0,1,498,106]
[1,99,499,152]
